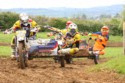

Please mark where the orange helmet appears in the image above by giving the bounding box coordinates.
[101,26,109,35]
[101,26,109,30]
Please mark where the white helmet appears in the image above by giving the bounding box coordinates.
[69,23,78,36]
[68,23,77,30]
[19,13,29,23]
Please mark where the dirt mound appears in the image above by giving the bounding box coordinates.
[0,57,125,83]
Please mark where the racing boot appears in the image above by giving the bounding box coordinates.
[11,45,16,60]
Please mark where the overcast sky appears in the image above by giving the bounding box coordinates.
[0,0,124,9]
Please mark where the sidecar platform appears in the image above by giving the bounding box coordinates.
[27,39,99,68]
[28,39,59,56]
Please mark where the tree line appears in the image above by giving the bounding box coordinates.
[0,11,123,36]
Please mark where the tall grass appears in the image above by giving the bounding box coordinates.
[90,47,125,74]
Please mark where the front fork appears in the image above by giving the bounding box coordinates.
[15,37,29,59]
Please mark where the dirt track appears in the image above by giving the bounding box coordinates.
[0,42,124,83]
[0,57,125,83]
[0,42,123,47]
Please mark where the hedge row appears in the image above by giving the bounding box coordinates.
[0,12,122,36]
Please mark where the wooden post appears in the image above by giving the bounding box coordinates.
[123,22,125,55]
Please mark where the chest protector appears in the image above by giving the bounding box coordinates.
[21,23,31,37]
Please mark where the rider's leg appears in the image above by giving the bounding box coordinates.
[93,50,99,60]
[29,32,36,40]
[11,36,16,59]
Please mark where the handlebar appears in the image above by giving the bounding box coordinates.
[3,28,13,34]
[43,25,51,29]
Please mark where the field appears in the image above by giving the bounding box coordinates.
[0,32,125,83]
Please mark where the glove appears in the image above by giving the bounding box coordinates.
[95,38,102,42]
[99,39,102,42]
[47,32,53,37]
[88,33,92,36]
[37,27,41,31]
[89,37,92,40]
[43,25,51,29]
[67,39,74,44]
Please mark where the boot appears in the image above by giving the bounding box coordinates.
[11,48,16,60]
[11,54,16,60]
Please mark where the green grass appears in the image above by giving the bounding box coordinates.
[37,32,54,39]
[108,35,123,42]
[89,47,125,74]
[91,55,125,74]
[103,47,123,58]
[0,45,125,74]
[101,56,125,74]
[0,32,14,43]
[0,31,124,74]
[0,46,11,56]
[0,32,53,43]
[0,32,123,43]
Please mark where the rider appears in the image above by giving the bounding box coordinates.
[88,26,109,59]
[11,13,39,59]
[62,20,73,35]
[58,23,81,54]
[47,21,73,37]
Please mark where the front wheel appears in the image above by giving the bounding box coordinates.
[53,56,60,63]
[65,55,72,64]
[18,42,28,69]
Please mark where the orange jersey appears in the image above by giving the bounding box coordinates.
[93,35,108,51]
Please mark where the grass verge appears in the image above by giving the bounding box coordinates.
[89,47,125,74]
[0,46,11,57]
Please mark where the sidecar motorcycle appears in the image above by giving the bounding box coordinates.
[7,25,99,69]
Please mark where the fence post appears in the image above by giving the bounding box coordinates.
[123,22,125,55]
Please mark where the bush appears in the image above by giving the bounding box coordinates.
[0,12,18,30]
[0,12,122,35]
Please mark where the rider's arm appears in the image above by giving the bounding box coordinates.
[11,20,21,31]
[88,32,102,40]
[90,32,109,41]
[91,32,102,37]
[73,33,81,42]
[47,27,62,37]
[30,20,37,28]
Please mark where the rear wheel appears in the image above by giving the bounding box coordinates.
[60,56,65,67]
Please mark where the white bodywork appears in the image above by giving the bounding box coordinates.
[28,39,61,56]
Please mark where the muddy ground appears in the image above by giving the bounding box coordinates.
[0,57,125,83]
[0,42,125,83]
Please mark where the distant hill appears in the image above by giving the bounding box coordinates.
[0,4,124,18]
